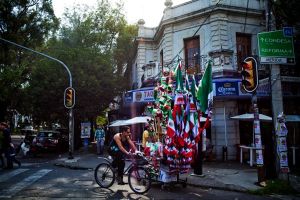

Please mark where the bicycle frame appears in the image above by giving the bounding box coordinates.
[124,159,138,175]
[98,155,142,175]
[98,157,111,164]
[95,154,152,193]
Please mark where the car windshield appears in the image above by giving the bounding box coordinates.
[38,132,59,138]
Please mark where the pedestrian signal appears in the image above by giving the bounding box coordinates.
[241,57,258,93]
[64,87,75,108]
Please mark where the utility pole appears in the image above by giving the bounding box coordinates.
[265,0,284,178]
[0,38,75,159]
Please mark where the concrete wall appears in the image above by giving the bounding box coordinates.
[211,100,240,160]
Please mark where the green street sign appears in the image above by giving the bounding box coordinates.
[258,30,295,64]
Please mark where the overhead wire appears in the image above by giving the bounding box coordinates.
[163,0,223,70]
[243,0,250,33]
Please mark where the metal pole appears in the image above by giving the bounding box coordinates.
[0,38,72,87]
[0,38,74,159]
[223,106,228,161]
[68,109,74,159]
[194,139,203,175]
[224,106,228,147]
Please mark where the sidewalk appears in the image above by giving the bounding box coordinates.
[53,148,300,194]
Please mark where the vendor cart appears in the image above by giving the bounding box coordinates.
[143,141,188,189]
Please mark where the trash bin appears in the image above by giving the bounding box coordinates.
[83,138,89,152]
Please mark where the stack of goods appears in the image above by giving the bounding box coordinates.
[148,61,210,174]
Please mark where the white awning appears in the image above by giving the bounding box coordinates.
[286,115,300,122]
[230,113,272,122]
[109,120,128,127]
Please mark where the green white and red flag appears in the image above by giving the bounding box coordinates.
[167,111,176,138]
[175,61,184,91]
[196,61,213,114]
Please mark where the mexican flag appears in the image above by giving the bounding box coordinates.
[183,114,190,139]
[175,61,184,91]
[185,73,190,92]
[167,111,176,138]
[191,75,198,99]
[196,61,213,113]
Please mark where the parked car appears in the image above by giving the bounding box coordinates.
[20,128,37,143]
[32,130,65,152]
[55,128,69,151]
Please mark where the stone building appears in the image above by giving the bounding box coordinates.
[126,0,299,162]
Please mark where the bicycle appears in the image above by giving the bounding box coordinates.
[94,151,152,194]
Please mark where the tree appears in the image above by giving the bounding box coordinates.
[272,0,300,68]
[114,24,138,89]
[24,0,137,127]
[272,0,300,30]
[0,0,59,122]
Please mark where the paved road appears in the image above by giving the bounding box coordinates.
[0,159,287,200]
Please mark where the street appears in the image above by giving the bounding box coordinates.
[0,156,285,200]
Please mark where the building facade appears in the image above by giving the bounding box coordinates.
[127,0,300,161]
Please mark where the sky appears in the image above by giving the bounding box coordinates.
[52,0,189,27]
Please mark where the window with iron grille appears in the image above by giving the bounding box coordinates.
[236,33,251,71]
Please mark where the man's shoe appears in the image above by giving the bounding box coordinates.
[112,167,118,173]
[117,181,126,185]
[117,176,126,185]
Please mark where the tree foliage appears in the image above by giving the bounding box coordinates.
[272,0,300,30]
[24,0,137,126]
[0,0,59,121]
[272,0,300,73]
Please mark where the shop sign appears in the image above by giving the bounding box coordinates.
[124,88,155,103]
[124,91,133,103]
[133,89,154,102]
[80,122,91,138]
[215,81,238,96]
[258,30,295,64]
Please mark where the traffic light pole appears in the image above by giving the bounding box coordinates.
[68,109,74,159]
[0,38,75,159]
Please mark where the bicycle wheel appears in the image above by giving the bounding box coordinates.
[128,167,151,194]
[94,163,115,188]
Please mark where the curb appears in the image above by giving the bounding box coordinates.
[186,181,249,193]
[53,161,250,193]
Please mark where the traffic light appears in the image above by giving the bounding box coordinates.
[64,87,75,108]
[241,57,258,93]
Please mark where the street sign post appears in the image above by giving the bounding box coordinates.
[283,27,293,37]
[258,30,295,65]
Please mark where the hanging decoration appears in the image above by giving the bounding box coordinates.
[275,113,289,173]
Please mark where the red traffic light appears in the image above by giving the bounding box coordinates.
[64,87,75,108]
[241,57,258,93]
[242,61,253,70]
